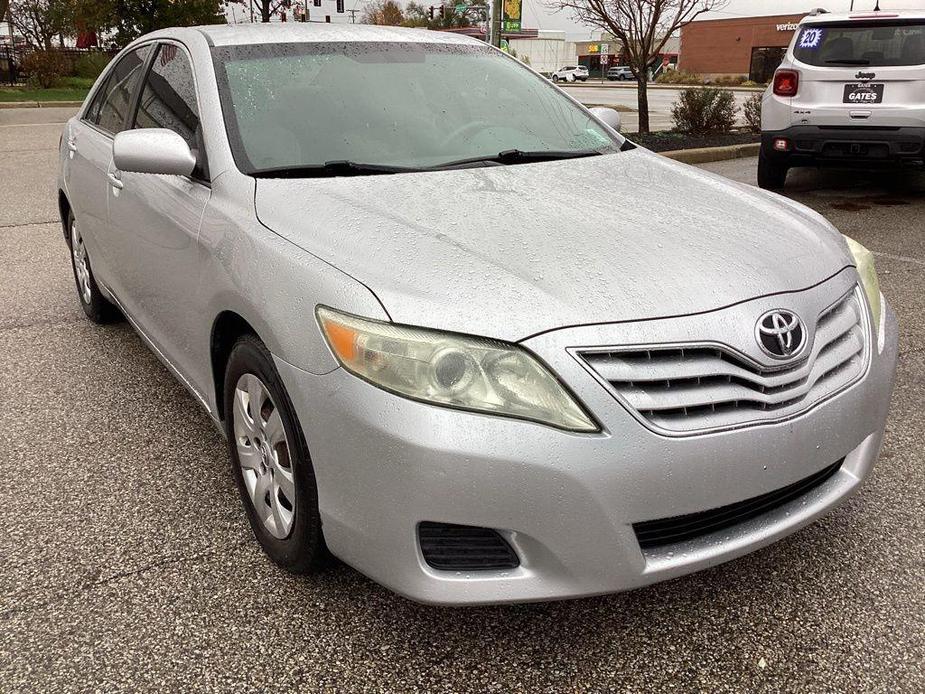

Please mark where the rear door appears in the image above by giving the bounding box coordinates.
[791,19,925,127]
[107,41,211,389]
[63,45,152,286]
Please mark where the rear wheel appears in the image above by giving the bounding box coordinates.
[67,212,120,323]
[757,150,789,190]
[224,335,326,573]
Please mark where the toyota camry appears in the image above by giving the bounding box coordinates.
[57,24,898,605]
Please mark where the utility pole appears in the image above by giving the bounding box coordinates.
[490,0,502,48]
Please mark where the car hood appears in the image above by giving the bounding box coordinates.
[254,149,850,342]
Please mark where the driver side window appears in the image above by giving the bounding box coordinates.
[133,43,206,179]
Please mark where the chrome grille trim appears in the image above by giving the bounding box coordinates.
[578,287,870,435]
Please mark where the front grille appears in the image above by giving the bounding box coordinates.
[418,522,519,571]
[633,459,843,550]
[580,288,868,434]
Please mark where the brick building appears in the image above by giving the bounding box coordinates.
[679,13,807,82]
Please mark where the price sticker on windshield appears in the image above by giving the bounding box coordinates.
[798,27,825,50]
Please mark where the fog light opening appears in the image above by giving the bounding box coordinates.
[773,138,791,152]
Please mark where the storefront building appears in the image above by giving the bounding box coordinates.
[576,37,679,78]
[679,13,807,82]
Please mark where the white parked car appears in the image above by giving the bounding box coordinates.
[760,9,925,189]
[551,65,589,83]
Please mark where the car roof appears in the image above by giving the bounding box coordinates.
[193,22,483,47]
[801,9,925,25]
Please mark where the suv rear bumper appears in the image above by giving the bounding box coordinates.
[762,125,925,167]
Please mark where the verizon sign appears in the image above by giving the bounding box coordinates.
[776,22,799,31]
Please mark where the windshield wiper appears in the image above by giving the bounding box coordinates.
[251,160,424,178]
[433,148,604,170]
[825,58,870,65]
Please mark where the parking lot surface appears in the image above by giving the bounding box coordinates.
[1,108,923,693]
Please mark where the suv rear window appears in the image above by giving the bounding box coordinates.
[793,21,925,67]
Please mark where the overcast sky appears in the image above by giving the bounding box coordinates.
[523,0,925,40]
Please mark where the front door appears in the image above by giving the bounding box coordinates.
[107,42,211,395]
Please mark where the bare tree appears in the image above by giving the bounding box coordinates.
[1,1,10,37]
[9,0,67,49]
[550,0,725,133]
[362,0,403,25]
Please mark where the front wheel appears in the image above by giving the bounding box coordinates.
[757,150,789,190]
[224,335,326,573]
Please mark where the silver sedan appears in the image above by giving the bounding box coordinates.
[57,23,898,605]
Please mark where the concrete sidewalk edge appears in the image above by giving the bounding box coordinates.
[0,100,83,109]
[661,142,760,164]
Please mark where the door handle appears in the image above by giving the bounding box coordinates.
[66,138,78,152]
[108,171,124,190]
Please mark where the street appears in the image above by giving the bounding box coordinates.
[561,83,755,131]
[1,107,923,692]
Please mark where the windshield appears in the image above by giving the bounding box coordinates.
[793,21,925,66]
[212,42,622,175]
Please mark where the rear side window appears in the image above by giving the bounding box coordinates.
[134,44,201,152]
[88,45,152,134]
[793,22,925,67]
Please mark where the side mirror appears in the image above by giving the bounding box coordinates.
[589,106,622,134]
[113,128,196,177]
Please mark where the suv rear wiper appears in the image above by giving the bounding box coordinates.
[252,160,424,178]
[433,148,604,170]
[825,58,870,65]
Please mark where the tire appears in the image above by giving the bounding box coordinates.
[67,211,120,324]
[757,150,789,190]
[224,334,326,573]
[552,75,559,83]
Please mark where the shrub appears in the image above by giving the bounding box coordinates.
[21,50,70,89]
[743,91,762,133]
[655,69,703,85]
[671,87,738,135]
[741,80,760,88]
[74,52,112,79]
[712,75,747,86]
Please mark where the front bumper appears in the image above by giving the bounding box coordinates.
[762,125,925,167]
[276,275,898,605]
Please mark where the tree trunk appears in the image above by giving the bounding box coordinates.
[261,0,271,22]
[636,73,650,135]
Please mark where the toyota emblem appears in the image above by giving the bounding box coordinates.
[756,309,806,359]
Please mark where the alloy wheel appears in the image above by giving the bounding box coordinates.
[71,221,92,305]
[233,373,296,539]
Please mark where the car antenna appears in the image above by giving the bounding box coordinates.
[874,0,881,10]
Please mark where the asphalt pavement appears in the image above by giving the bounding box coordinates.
[1,107,923,693]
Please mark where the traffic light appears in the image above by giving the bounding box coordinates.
[336,0,344,11]
[428,6,434,19]
[439,5,445,18]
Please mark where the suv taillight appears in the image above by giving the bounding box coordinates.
[773,70,799,97]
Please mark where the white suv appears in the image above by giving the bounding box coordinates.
[551,65,589,83]
[759,10,925,189]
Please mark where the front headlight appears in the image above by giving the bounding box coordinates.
[317,307,598,432]
[844,236,881,327]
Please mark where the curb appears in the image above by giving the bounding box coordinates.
[561,83,765,93]
[0,100,83,109]
[661,142,760,164]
